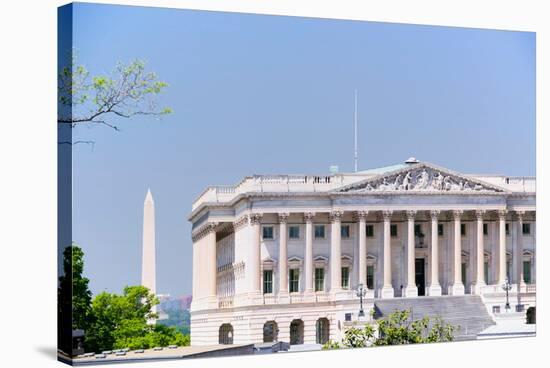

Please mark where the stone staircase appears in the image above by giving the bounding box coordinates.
[373,295,495,341]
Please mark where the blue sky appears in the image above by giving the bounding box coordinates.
[70,3,535,297]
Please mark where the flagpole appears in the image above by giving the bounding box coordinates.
[354,90,358,172]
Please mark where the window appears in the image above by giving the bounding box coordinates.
[341,225,350,239]
[315,268,325,291]
[263,270,273,294]
[390,224,398,237]
[484,262,489,284]
[344,313,352,322]
[461,263,467,285]
[460,224,466,236]
[438,224,444,236]
[483,223,488,235]
[262,226,274,240]
[314,225,325,239]
[522,223,531,235]
[506,261,511,280]
[341,267,350,289]
[366,224,374,237]
[505,223,510,236]
[289,269,299,292]
[289,226,300,239]
[414,224,422,236]
[523,261,532,284]
[366,265,374,289]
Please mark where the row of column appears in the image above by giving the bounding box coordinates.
[242,209,527,299]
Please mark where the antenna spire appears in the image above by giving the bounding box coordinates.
[354,90,358,172]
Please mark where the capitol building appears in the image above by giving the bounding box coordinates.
[188,158,536,346]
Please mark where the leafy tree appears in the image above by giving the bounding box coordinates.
[58,244,93,355]
[58,54,172,139]
[323,309,456,350]
[85,285,158,352]
[84,285,190,353]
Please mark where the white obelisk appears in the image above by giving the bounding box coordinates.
[142,189,156,295]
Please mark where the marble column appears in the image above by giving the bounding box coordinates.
[357,211,368,288]
[473,210,486,294]
[449,210,465,295]
[205,224,218,299]
[304,212,315,295]
[516,211,525,287]
[497,210,507,285]
[427,210,442,296]
[403,210,418,297]
[381,210,394,298]
[250,213,263,295]
[278,213,289,299]
[330,211,343,293]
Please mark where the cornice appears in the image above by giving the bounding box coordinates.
[191,222,218,242]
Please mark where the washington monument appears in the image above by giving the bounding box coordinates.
[141,189,156,295]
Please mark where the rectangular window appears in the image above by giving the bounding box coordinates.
[289,226,300,239]
[314,225,325,239]
[460,224,466,236]
[505,223,510,236]
[414,224,422,236]
[263,270,273,294]
[262,226,274,240]
[341,267,350,289]
[438,224,444,236]
[366,265,374,289]
[506,261,511,280]
[461,263,467,285]
[523,261,531,284]
[341,225,350,239]
[483,223,488,235]
[390,224,398,237]
[484,261,489,284]
[289,269,299,292]
[366,225,374,238]
[522,223,531,235]
[315,267,325,291]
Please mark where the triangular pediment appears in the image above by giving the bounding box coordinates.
[335,162,508,194]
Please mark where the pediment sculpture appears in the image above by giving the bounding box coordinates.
[343,166,503,193]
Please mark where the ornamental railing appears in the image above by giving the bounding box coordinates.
[218,296,234,309]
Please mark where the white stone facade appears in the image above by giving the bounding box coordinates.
[188,160,536,346]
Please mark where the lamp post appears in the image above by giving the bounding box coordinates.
[356,283,367,318]
[502,277,512,312]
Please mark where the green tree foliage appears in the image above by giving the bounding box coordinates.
[84,286,190,352]
[58,244,93,330]
[323,309,456,350]
[58,54,172,133]
[58,244,93,354]
[58,245,190,353]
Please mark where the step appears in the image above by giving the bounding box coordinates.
[373,295,495,340]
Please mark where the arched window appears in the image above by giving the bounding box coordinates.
[526,307,536,324]
[219,323,234,345]
[316,318,330,344]
[289,319,304,345]
[263,321,278,343]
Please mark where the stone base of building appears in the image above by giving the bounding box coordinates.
[471,282,486,295]
[402,285,418,298]
[277,291,290,304]
[448,283,465,296]
[190,299,374,346]
[380,286,395,299]
[426,284,442,296]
